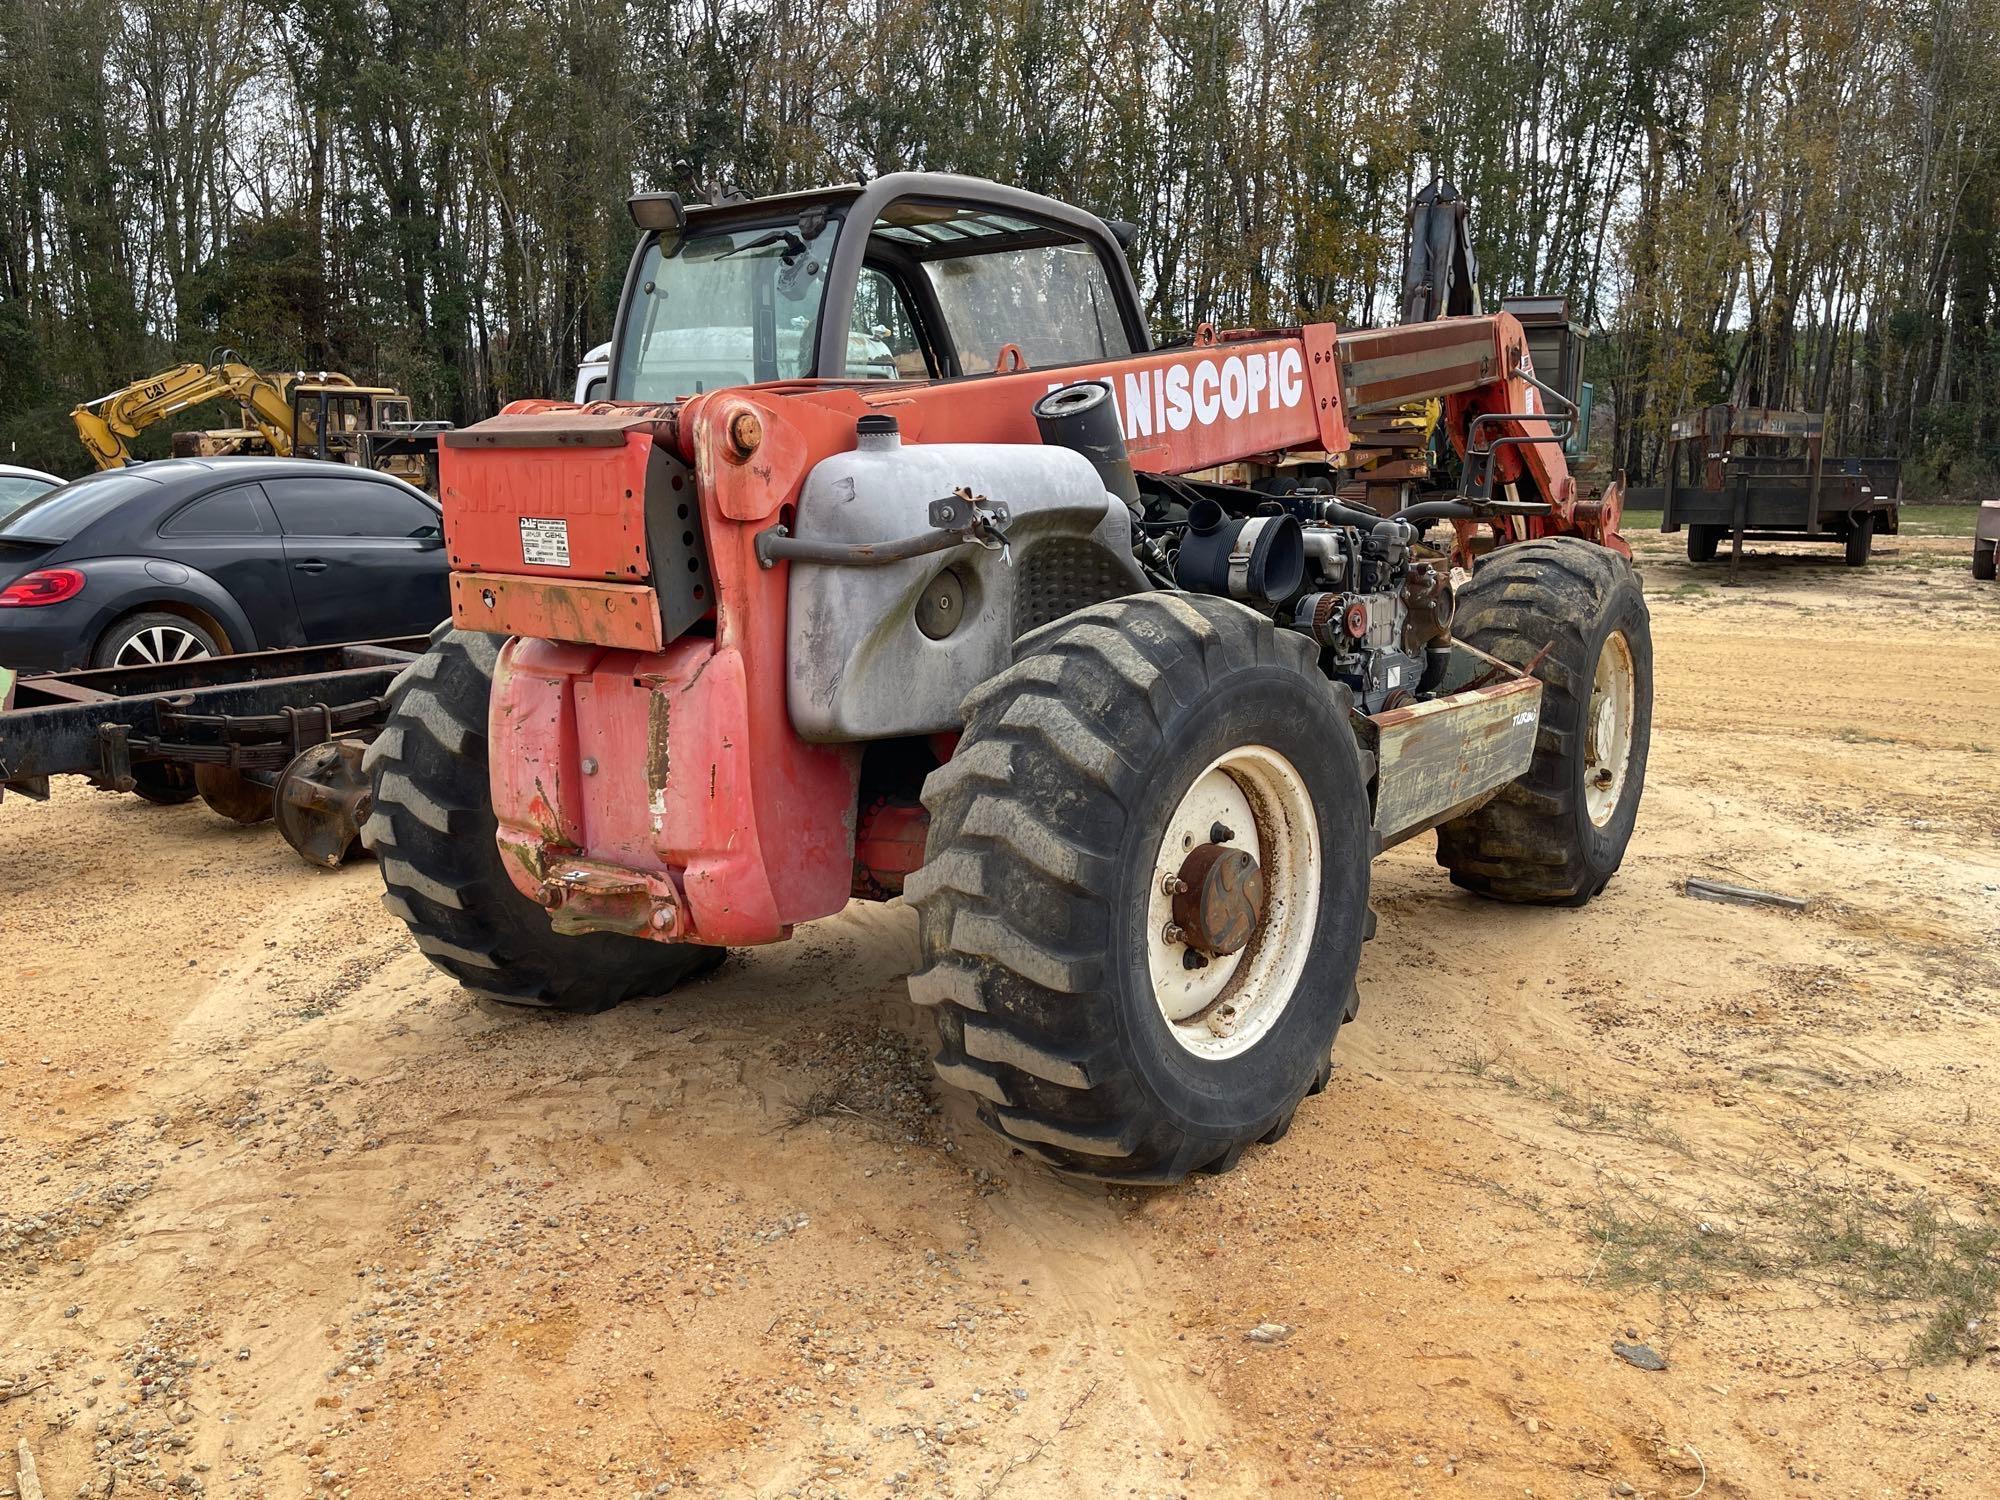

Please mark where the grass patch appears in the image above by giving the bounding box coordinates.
[1450,1047,2000,1364]
[1452,1050,1688,1154]
[1440,1168,1558,1225]
[1588,1183,2000,1364]
[1899,504,1984,538]
[1669,582,1713,599]
[1832,726,1900,746]
[1625,504,1981,538]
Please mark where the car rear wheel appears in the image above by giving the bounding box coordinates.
[93,612,223,669]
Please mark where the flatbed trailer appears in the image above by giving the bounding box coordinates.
[0,637,424,865]
[1628,406,1901,577]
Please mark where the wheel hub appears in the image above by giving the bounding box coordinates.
[115,624,211,667]
[274,741,374,868]
[1169,842,1264,957]
[1146,746,1321,1059]
[1589,694,1615,761]
[1583,630,1636,827]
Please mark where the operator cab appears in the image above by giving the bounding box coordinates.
[292,386,448,494]
[291,385,411,465]
[608,174,1149,401]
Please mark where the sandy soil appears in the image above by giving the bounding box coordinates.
[4,526,1998,1500]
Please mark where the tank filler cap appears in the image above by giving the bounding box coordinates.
[855,412,901,450]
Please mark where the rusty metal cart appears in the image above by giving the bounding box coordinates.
[1631,406,1901,577]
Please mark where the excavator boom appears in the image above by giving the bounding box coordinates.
[72,362,249,469]
[69,353,366,470]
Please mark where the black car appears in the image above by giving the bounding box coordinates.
[0,459,448,672]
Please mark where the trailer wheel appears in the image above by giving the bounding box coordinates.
[129,763,198,805]
[907,594,1371,1182]
[1844,515,1874,567]
[1436,538,1652,906]
[361,626,723,1012]
[194,766,275,824]
[1686,524,1722,563]
[1975,539,1997,582]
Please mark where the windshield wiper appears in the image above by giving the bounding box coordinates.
[719,228,807,261]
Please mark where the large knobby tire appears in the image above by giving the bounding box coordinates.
[906,594,1372,1183]
[1685,524,1722,563]
[1436,539,1652,906]
[360,626,722,1012]
[1845,515,1874,567]
[1975,539,1997,582]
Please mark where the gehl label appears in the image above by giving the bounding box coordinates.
[1050,348,1309,443]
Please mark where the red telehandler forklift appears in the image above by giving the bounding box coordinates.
[362,174,1649,1182]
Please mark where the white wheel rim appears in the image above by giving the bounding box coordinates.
[116,624,210,666]
[1584,631,1635,827]
[1145,745,1320,1060]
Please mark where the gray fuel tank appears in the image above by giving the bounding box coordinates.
[786,423,1146,741]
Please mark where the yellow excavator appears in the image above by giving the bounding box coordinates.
[70,350,444,490]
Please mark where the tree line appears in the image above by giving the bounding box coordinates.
[2,0,1996,494]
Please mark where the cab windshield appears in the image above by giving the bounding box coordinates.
[614,215,849,400]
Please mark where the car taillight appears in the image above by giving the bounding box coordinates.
[0,568,86,607]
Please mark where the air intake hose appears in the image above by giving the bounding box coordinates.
[1032,381,1140,512]
[1173,500,1305,608]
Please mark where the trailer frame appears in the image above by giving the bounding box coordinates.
[0,637,424,862]
[1633,405,1901,578]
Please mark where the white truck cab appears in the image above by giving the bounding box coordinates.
[574,343,612,404]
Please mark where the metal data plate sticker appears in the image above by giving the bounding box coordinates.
[519,517,571,568]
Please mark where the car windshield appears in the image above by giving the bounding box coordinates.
[0,474,58,522]
[0,471,158,541]
[613,215,844,400]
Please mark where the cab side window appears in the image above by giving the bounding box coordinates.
[867,202,1134,375]
[924,242,1132,372]
[160,485,272,537]
[853,268,932,379]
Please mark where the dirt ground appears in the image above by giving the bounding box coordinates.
[4,523,1998,1500]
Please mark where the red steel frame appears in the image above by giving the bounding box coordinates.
[442,313,1623,947]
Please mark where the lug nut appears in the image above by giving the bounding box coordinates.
[1162,922,1185,945]
[1161,874,1188,896]
[1210,821,1235,843]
